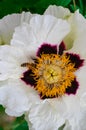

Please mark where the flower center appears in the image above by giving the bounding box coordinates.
[43,65,62,84]
[21,53,77,98]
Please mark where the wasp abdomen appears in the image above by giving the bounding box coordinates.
[21,63,29,67]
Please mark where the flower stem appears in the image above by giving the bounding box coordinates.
[79,0,83,13]
[73,0,76,11]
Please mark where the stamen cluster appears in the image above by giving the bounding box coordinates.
[31,54,76,98]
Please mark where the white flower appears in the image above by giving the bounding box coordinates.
[0,12,33,45]
[0,5,86,130]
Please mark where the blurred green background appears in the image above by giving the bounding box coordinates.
[0,0,86,130]
[0,0,86,18]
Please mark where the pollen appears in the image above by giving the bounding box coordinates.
[25,53,77,98]
[43,65,62,84]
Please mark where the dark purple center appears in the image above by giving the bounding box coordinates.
[66,78,79,95]
[21,42,84,99]
[66,53,84,69]
[58,41,66,55]
[37,43,57,57]
[21,70,37,86]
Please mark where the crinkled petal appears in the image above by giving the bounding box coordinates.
[65,38,85,104]
[64,10,86,49]
[0,13,21,45]
[63,89,86,130]
[0,79,40,116]
[77,114,86,130]
[0,45,29,81]
[46,98,68,118]
[80,92,86,111]
[74,65,86,110]
[44,5,71,19]
[20,11,34,23]
[75,65,86,94]
[65,34,86,59]
[29,15,70,44]
[61,64,86,130]
[28,100,65,130]
[0,12,32,45]
[0,45,29,63]
[62,63,86,109]
[0,61,21,80]
[11,15,70,54]
[61,63,86,129]
[68,111,86,130]
[69,10,86,36]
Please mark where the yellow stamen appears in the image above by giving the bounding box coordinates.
[25,54,76,98]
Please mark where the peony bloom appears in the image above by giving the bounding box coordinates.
[0,5,86,130]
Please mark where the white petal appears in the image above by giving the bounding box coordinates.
[75,65,86,108]
[21,11,35,23]
[78,115,86,130]
[11,15,70,54]
[76,65,86,94]
[0,12,32,45]
[0,80,29,116]
[29,100,65,130]
[0,45,28,80]
[69,10,86,36]
[29,15,70,45]
[65,34,86,59]
[0,13,21,45]
[68,111,86,130]
[46,98,68,118]
[0,45,29,63]
[64,10,86,49]
[63,90,86,130]
[44,5,71,19]
[0,79,40,116]
[80,93,86,108]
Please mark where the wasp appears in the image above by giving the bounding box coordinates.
[21,62,36,70]
[21,63,30,67]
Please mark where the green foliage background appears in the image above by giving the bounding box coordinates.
[0,0,86,18]
[0,0,86,130]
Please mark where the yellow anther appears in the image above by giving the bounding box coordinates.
[26,53,77,98]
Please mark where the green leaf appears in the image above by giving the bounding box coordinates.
[55,0,72,6]
[0,0,41,18]
[0,105,5,113]
[13,121,28,130]
[33,0,72,14]
[0,127,3,130]
[58,124,65,130]
[0,1,20,18]
[69,4,79,12]
[78,0,83,12]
